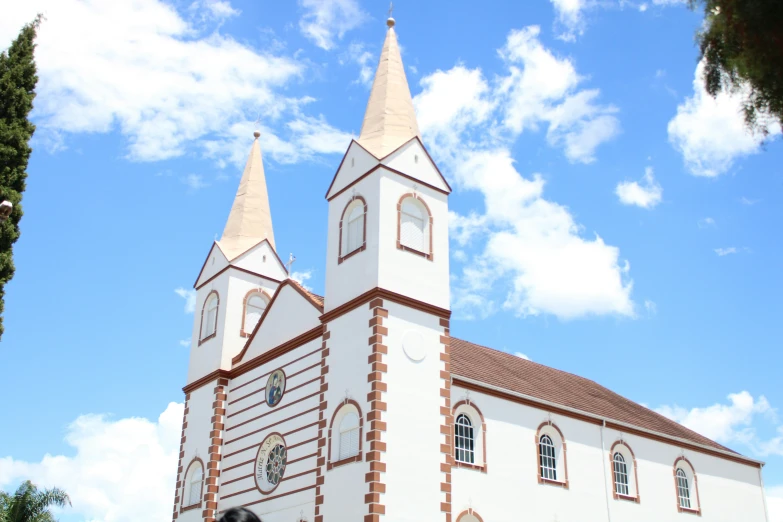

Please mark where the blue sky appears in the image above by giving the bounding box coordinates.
[0,0,782,520]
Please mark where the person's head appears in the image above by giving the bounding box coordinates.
[218,507,262,522]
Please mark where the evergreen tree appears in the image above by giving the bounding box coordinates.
[690,0,783,132]
[0,16,40,340]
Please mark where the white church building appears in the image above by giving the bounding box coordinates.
[171,17,770,522]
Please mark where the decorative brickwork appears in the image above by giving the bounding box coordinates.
[439,317,452,522]
[171,393,191,521]
[364,299,388,522]
[203,378,229,522]
[314,325,330,522]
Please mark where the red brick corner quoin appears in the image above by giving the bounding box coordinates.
[365,298,389,521]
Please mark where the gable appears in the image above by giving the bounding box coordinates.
[325,140,380,200]
[231,239,288,281]
[232,281,323,366]
[194,242,229,288]
[381,137,451,194]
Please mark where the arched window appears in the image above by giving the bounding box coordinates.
[397,195,431,257]
[199,292,219,343]
[539,434,557,481]
[181,458,204,510]
[339,412,360,460]
[613,453,629,496]
[339,197,366,262]
[242,290,270,336]
[676,469,691,509]
[454,414,475,464]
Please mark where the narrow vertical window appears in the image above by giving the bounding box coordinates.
[339,197,366,262]
[676,468,691,509]
[539,434,557,481]
[200,292,219,341]
[454,414,475,464]
[339,412,360,460]
[399,197,427,253]
[613,453,629,496]
[243,292,269,334]
[188,465,203,505]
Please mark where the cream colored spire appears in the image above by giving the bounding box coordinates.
[357,17,421,158]
[218,130,275,260]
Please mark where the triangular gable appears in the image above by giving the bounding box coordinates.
[381,137,451,193]
[325,140,380,200]
[194,242,229,288]
[231,239,288,281]
[232,280,323,366]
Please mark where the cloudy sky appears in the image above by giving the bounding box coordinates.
[0,0,781,520]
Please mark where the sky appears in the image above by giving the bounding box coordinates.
[0,0,781,520]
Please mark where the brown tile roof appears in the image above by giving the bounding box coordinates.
[450,337,736,454]
[286,278,324,309]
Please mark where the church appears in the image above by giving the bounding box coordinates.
[170,17,770,522]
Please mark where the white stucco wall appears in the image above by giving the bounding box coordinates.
[449,386,767,522]
[326,141,380,199]
[195,243,229,288]
[176,382,216,522]
[381,139,450,193]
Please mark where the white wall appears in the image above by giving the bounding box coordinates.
[381,139,450,193]
[450,386,766,522]
[176,382,216,522]
[326,141,380,199]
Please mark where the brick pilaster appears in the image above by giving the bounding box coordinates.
[314,325,330,522]
[365,299,388,522]
[439,318,452,522]
[172,393,191,521]
[202,378,229,522]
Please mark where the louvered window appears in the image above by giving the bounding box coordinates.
[245,293,268,332]
[400,197,428,253]
[677,468,691,509]
[454,414,475,464]
[613,453,629,496]
[342,201,365,255]
[201,294,218,340]
[339,412,360,460]
[186,464,202,506]
[539,435,557,481]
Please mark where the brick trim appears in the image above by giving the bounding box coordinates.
[240,289,272,337]
[673,456,702,516]
[314,325,330,522]
[338,196,368,264]
[364,300,388,522]
[609,440,641,503]
[451,399,487,474]
[439,318,453,521]
[202,377,229,522]
[535,421,569,489]
[319,287,451,324]
[171,393,191,521]
[455,510,484,522]
[179,457,205,512]
[198,290,220,345]
[396,193,433,261]
[327,399,364,470]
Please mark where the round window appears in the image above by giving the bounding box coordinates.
[255,433,287,493]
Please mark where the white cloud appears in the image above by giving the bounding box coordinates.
[698,217,716,228]
[644,299,657,315]
[769,486,783,522]
[298,0,368,51]
[341,42,374,87]
[182,174,208,191]
[174,288,197,313]
[290,270,314,292]
[549,0,586,40]
[0,403,182,522]
[514,351,531,360]
[714,247,749,257]
[189,0,240,21]
[179,338,191,348]
[615,167,663,209]
[668,60,781,177]
[741,197,761,206]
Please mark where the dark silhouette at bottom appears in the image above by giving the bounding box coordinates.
[218,507,263,522]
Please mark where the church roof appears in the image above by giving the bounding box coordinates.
[450,337,737,455]
[219,131,276,260]
[356,18,421,159]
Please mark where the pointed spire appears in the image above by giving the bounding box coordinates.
[357,16,421,158]
[219,130,276,260]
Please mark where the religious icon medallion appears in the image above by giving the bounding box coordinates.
[265,369,286,407]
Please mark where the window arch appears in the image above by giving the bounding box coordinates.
[327,400,363,469]
[610,440,640,502]
[397,194,433,260]
[673,456,701,514]
[241,289,271,337]
[180,457,204,511]
[452,400,487,472]
[199,291,219,344]
[338,196,367,263]
[535,421,569,488]
[456,510,484,522]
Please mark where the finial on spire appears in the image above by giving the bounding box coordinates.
[253,130,261,139]
[253,113,261,138]
[387,2,395,27]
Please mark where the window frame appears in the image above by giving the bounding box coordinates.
[180,457,204,512]
[327,399,364,470]
[338,196,367,264]
[198,290,220,345]
[609,440,640,503]
[240,289,272,337]
[535,421,569,488]
[673,456,701,515]
[396,193,433,261]
[452,400,487,472]
[455,510,485,522]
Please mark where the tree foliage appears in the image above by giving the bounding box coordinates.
[0,481,70,522]
[689,0,783,132]
[0,16,40,340]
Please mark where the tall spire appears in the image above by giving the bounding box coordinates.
[219,130,276,260]
[357,16,421,158]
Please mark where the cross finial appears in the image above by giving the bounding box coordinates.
[286,253,296,273]
[387,2,395,27]
[253,113,261,139]
[388,2,393,18]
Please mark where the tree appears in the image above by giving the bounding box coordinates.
[0,16,40,340]
[689,0,783,132]
[0,481,70,522]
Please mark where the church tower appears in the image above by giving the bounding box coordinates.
[319,17,454,522]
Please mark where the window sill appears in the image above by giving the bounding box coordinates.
[198,333,216,346]
[678,506,701,516]
[181,502,202,513]
[327,453,363,470]
[614,493,640,503]
[396,242,433,261]
[453,460,487,473]
[338,244,366,264]
[538,476,569,489]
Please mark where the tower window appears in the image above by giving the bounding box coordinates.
[338,197,367,264]
[339,412,360,460]
[454,414,475,464]
[242,290,270,337]
[397,194,433,260]
[328,400,364,469]
[181,458,204,511]
[199,291,219,344]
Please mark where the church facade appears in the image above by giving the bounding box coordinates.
[171,18,770,522]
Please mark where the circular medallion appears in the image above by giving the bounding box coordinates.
[402,330,427,362]
[255,433,287,493]
[265,369,286,407]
